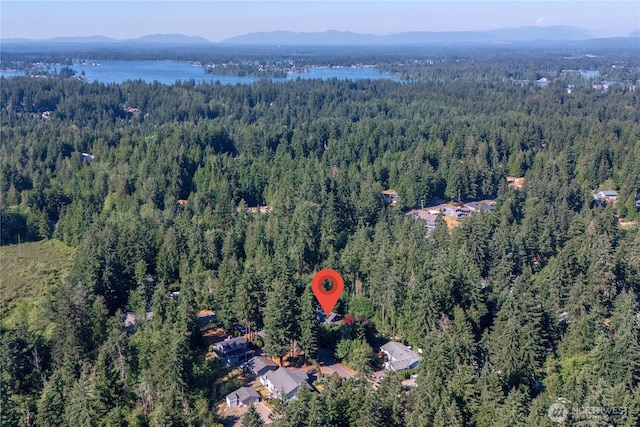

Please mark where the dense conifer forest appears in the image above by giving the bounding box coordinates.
[1,46,639,426]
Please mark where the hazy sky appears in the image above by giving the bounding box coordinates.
[2,1,639,41]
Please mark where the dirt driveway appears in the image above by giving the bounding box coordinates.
[220,402,272,426]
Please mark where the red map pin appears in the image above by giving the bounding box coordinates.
[312,269,344,316]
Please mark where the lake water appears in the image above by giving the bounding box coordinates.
[1,60,401,85]
[580,70,599,78]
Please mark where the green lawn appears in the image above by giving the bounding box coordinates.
[0,239,75,334]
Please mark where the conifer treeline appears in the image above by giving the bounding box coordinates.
[1,49,639,426]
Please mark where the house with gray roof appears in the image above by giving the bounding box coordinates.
[260,368,312,401]
[122,311,153,334]
[214,337,254,367]
[380,341,420,372]
[593,190,619,206]
[225,386,260,408]
[245,355,278,377]
[407,210,441,230]
[466,201,496,214]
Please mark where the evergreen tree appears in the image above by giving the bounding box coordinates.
[299,285,319,363]
[63,367,97,427]
[263,267,298,364]
[241,404,264,427]
[610,290,640,388]
[36,369,68,427]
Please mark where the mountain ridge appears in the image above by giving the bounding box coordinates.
[3,27,639,48]
[2,34,213,45]
[220,26,599,45]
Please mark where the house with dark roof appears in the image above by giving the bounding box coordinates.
[214,337,254,367]
[380,341,420,372]
[245,356,278,377]
[260,368,312,401]
[316,308,342,324]
[226,387,260,408]
[382,190,398,206]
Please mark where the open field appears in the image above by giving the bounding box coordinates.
[0,239,75,332]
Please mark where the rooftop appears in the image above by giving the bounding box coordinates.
[380,341,420,371]
[263,368,310,397]
[216,336,248,353]
[246,356,278,374]
[226,386,260,404]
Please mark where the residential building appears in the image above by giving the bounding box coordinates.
[260,368,312,401]
[593,190,619,204]
[407,210,440,230]
[443,205,471,219]
[466,201,496,213]
[81,152,94,163]
[226,387,260,408]
[214,337,254,367]
[423,213,439,230]
[382,190,398,206]
[506,176,525,190]
[245,356,278,377]
[122,311,153,334]
[380,341,420,372]
[316,308,342,324]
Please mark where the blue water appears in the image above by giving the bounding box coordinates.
[0,70,24,78]
[1,61,401,85]
[560,69,600,78]
[580,70,599,78]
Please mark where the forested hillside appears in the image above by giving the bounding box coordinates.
[1,49,639,426]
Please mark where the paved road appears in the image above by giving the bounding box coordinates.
[317,348,354,379]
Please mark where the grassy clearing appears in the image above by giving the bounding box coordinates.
[443,215,460,229]
[0,239,75,333]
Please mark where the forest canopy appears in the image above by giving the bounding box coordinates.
[1,46,639,426]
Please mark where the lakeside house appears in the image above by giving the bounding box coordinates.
[380,341,420,372]
[260,368,312,401]
[214,337,254,367]
[226,386,260,408]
